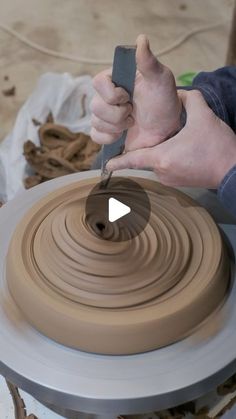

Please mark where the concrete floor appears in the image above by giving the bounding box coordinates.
[0,0,234,141]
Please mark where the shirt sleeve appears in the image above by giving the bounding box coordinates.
[186,66,236,133]
[217,165,236,217]
[181,66,236,217]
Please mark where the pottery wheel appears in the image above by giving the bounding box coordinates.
[0,170,236,416]
[6,173,229,355]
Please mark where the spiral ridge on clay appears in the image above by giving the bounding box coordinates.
[6,176,230,354]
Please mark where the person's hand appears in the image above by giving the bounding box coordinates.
[106,90,236,189]
[90,34,182,152]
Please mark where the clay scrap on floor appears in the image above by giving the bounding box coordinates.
[23,112,100,189]
[6,380,38,419]
[2,86,16,97]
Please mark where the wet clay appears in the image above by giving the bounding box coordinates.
[6,177,230,355]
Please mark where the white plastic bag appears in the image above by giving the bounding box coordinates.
[0,72,94,202]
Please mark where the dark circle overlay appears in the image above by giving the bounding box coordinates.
[85,177,151,242]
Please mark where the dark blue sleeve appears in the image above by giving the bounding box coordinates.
[182,67,236,217]
[191,66,236,133]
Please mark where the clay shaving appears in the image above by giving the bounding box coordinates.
[6,380,38,419]
[23,113,100,188]
[217,373,236,396]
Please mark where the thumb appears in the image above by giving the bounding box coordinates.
[106,147,155,172]
[178,89,211,122]
[136,34,164,80]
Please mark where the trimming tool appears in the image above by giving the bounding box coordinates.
[101,45,136,188]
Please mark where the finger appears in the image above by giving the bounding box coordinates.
[136,34,164,81]
[106,148,155,171]
[91,95,133,124]
[91,115,134,134]
[90,127,120,145]
[93,69,130,105]
[178,89,211,121]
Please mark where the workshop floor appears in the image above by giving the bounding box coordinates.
[0,0,235,418]
[0,0,234,142]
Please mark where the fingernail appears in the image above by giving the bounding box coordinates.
[137,34,149,49]
[144,36,150,51]
[106,162,113,172]
[127,116,134,125]
[107,156,118,171]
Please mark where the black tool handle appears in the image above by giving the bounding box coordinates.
[112,45,136,98]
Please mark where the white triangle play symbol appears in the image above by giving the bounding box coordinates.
[108,197,131,222]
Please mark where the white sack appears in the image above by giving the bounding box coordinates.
[0,72,94,202]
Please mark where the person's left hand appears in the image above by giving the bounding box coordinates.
[106,89,236,189]
[91,34,182,152]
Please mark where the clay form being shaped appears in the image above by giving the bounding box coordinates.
[6,177,230,355]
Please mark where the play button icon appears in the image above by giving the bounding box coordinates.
[108,197,131,222]
[85,176,151,242]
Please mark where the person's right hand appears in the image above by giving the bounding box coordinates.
[90,34,182,153]
[106,90,236,190]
